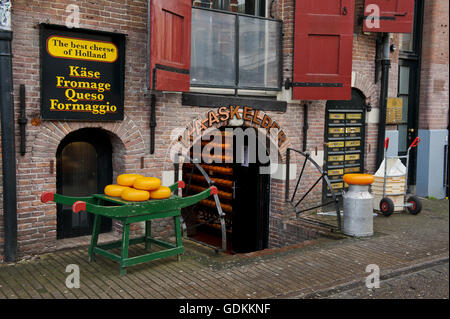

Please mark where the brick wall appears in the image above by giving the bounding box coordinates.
[419,0,449,130]
[1,0,446,259]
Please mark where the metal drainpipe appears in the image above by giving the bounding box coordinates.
[0,30,18,262]
[149,94,156,154]
[376,33,391,168]
[303,104,308,152]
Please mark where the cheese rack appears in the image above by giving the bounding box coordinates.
[182,131,234,251]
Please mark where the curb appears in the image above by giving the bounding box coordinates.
[277,254,449,299]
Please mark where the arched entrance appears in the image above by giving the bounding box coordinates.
[182,126,271,254]
[323,89,367,200]
[56,128,113,239]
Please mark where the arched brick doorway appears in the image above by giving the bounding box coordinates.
[56,128,113,239]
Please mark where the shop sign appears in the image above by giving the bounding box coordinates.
[386,97,403,124]
[40,24,125,121]
[177,105,287,148]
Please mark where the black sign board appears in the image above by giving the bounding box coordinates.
[40,24,125,121]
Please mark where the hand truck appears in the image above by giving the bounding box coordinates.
[379,136,422,217]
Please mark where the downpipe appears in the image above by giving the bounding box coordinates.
[376,33,391,168]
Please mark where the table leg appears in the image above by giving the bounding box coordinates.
[88,214,102,262]
[174,214,183,262]
[120,222,131,276]
[145,220,151,251]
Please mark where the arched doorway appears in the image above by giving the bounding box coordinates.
[323,89,367,201]
[182,126,271,254]
[56,128,113,239]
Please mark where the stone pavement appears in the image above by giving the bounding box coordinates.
[0,199,448,299]
[325,261,449,299]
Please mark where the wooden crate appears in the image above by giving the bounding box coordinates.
[372,175,406,212]
[371,176,406,194]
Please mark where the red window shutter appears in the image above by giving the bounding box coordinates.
[292,0,354,101]
[363,0,415,33]
[149,0,191,92]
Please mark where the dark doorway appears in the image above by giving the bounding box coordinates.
[397,59,420,185]
[231,163,270,253]
[231,130,270,253]
[397,0,424,187]
[56,128,112,239]
[182,127,270,254]
[323,89,367,201]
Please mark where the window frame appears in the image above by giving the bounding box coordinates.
[189,5,283,94]
[398,0,423,59]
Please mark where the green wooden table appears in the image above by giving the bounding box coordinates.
[41,181,217,275]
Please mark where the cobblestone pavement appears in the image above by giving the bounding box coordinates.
[0,199,448,299]
[325,261,449,299]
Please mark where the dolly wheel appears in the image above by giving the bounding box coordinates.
[380,197,394,217]
[407,196,422,215]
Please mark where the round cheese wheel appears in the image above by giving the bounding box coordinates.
[117,174,143,187]
[133,177,161,191]
[104,184,130,197]
[343,174,375,185]
[120,188,150,202]
[149,186,172,199]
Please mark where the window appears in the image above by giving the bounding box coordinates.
[190,1,282,92]
[399,33,414,52]
[194,0,266,17]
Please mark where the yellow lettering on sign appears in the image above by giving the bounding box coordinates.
[47,36,118,63]
[328,155,344,161]
[329,128,345,134]
[328,169,344,176]
[329,113,345,119]
[330,183,343,190]
[346,140,361,147]
[346,127,361,133]
[345,154,360,161]
[387,98,403,108]
[346,113,362,120]
[328,141,345,148]
[345,167,360,173]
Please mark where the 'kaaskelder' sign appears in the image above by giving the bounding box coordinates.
[40,24,125,121]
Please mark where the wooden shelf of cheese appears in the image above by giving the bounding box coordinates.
[183,131,234,231]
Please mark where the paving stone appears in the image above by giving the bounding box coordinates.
[0,199,448,299]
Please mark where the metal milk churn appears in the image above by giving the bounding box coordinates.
[342,174,375,237]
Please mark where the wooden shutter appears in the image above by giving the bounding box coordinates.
[292,0,354,101]
[149,0,191,92]
[363,0,415,33]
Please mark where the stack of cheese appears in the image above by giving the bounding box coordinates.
[104,174,171,201]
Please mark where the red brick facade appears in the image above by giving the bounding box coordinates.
[0,0,448,261]
[419,0,449,131]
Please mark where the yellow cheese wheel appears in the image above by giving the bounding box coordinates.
[120,188,150,202]
[133,177,161,191]
[149,186,172,199]
[104,184,130,197]
[117,174,143,187]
